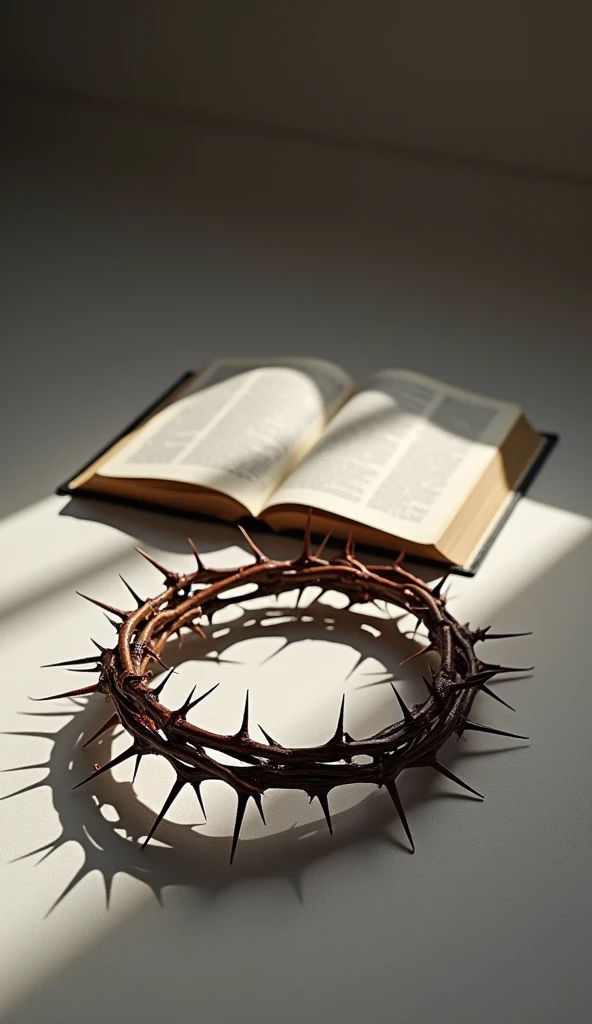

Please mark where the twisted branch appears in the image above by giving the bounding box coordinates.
[42,521,532,861]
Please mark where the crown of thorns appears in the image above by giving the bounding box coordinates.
[41,520,532,862]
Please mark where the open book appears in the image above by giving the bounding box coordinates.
[62,357,549,569]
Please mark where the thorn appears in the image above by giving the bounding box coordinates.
[76,592,128,618]
[174,686,197,718]
[185,682,220,714]
[474,626,532,641]
[258,723,279,746]
[314,791,333,834]
[104,614,122,631]
[118,575,144,607]
[90,638,109,653]
[394,549,406,567]
[134,546,179,581]
[230,792,249,864]
[33,683,99,701]
[41,654,100,669]
[431,576,449,599]
[152,666,176,697]
[141,778,185,849]
[73,745,137,789]
[315,531,332,559]
[146,646,168,669]
[451,669,500,692]
[344,532,356,560]
[432,759,484,799]
[82,714,119,747]
[385,779,415,852]
[252,793,266,825]
[294,587,307,607]
[480,662,534,674]
[236,691,250,738]
[187,537,206,572]
[132,753,142,783]
[192,781,207,819]
[237,525,267,563]
[400,644,434,666]
[422,673,439,701]
[480,684,516,712]
[331,694,346,741]
[463,720,528,740]
[300,510,313,561]
[390,683,414,724]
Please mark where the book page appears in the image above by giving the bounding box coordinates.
[266,369,520,543]
[97,357,354,515]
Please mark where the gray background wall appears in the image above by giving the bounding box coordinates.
[1,0,591,178]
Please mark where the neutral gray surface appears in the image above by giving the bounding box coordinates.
[0,90,591,1024]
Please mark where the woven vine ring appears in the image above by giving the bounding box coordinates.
[41,522,531,862]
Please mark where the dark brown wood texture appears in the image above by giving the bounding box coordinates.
[42,520,531,862]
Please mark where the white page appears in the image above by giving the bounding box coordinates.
[268,369,520,543]
[98,357,353,514]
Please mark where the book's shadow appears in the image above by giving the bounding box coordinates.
[12,599,525,914]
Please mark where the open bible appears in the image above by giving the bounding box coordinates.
[61,357,551,570]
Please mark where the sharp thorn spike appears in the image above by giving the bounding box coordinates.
[252,793,266,825]
[300,510,313,561]
[230,792,249,864]
[192,781,207,819]
[141,779,185,848]
[132,753,143,783]
[394,549,406,567]
[187,537,206,572]
[475,627,532,641]
[152,666,176,697]
[400,645,433,666]
[236,525,267,563]
[463,720,528,740]
[76,592,128,618]
[431,575,449,599]
[258,723,279,746]
[479,662,534,674]
[41,654,100,669]
[175,686,197,718]
[432,759,484,799]
[82,714,119,747]
[481,684,516,712]
[315,530,332,559]
[90,638,108,653]
[236,690,250,737]
[73,745,137,789]
[331,694,346,741]
[422,673,438,700]
[315,791,333,834]
[186,682,220,713]
[133,546,178,580]
[451,670,500,691]
[118,575,144,607]
[390,683,414,724]
[385,780,415,852]
[33,684,99,701]
[66,665,103,673]
[344,532,356,560]
[146,646,168,669]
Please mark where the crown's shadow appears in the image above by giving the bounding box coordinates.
[9,594,523,913]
